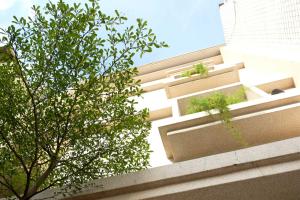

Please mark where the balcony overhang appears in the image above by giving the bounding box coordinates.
[176,82,257,116]
[34,137,300,200]
[164,63,244,98]
[169,102,300,161]
[148,107,172,121]
[138,54,224,89]
[159,91,300,160]
[137,45,224,77]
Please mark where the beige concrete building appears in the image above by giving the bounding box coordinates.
[36,0,300,199]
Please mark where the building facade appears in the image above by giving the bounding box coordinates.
[37,0,300,199]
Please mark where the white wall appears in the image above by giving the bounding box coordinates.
[135,89,170,112]
[134,89,173,167]
[220,0,300,87]
[220,0,300,48]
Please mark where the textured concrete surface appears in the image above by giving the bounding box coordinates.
[35,136,300,200]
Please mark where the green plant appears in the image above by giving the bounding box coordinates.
[181,63,208,77]
[0,0,168,199]
[226,87,247,105]
[187,88,247,145]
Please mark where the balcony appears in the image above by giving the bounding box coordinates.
[141,61,246,122]
[175,82,260,116]
[164,62,244,98]
[141,62,246,122]
[140,55,224,93]
[158,79,300,161]
[257,77,296,94]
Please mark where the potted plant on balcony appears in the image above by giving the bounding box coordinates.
[180,63,208,78]
[187,88,247,145]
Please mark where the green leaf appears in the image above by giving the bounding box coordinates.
[115,10,120,16]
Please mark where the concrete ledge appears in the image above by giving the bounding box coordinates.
[136,52,223,84]
[159,91,300,159]
[176,82,258,116]
[164,63,243,98]
[148,107,172,121]
[257,77,295,94]
[137,45,223,76]
[130,161,300,200]
[139,59,235,93]
[141,79,165,92]
[166,57,217,77]
[35,136,300,200]
[168,102,300,161]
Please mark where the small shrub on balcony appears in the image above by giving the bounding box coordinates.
[187,88,246,114]
[187,88,247,145]
[181,63,208,78]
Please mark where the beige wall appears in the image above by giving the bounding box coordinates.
[220,46,300,87]
[137,42,300,167]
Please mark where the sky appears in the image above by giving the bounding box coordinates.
[0,0,224,66]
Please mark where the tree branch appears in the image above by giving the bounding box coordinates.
[0,174,21,199]
[0,129,29,175]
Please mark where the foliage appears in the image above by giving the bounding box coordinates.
[0,0,168,199]
[181,63,208,77]
[187,88,246,114]
[0,46,15,62]
[187,88,247,145]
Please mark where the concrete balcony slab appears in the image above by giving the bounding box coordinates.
[168,102,300,161]
[159,90,300,159]
[164,63,244,98]
[34,136,300,200]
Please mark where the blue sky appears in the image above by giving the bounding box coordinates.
[0,0,224,66]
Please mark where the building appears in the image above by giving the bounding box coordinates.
[37,0,300,199]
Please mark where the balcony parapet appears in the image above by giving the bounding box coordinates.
[139,56,226,93]
[164,62,244,98]
[34,136,300,200]
[159,89,300,161]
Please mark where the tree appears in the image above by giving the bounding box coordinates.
[0,0,168,199]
